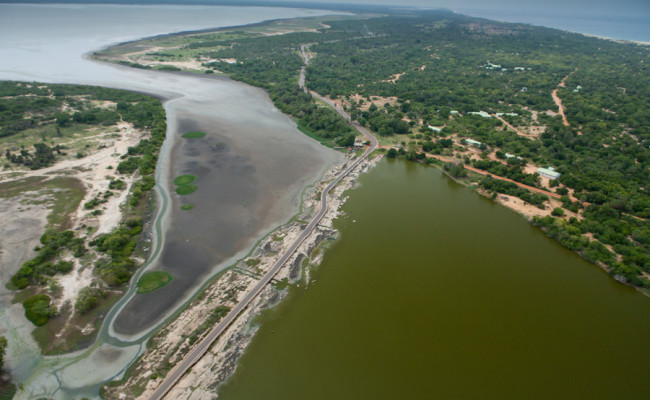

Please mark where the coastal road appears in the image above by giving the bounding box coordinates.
[150,55,377,400]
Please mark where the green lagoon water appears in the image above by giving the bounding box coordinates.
[219,159,650,399]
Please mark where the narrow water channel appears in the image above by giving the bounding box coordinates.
[219,159,650,399]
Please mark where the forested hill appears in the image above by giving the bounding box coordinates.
[100,10,650,291]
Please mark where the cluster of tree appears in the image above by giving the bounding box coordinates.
[11,230,86,290]
[55,109,121,127]
[270,85,355,146]
[0,85,58,137]
[0,336,6,371]
[479,176,549,208]
[22,294,57,326]
[533,213,649,287]
[472,159,539,187]
[444,162,468,178]
[5,143,64,169]
[74,287,106,314]
[84,190,114,210]
[345,102,413,136]
[114,98,166,197]
[89,219,142,287]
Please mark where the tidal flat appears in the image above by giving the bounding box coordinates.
[113,77,340,335]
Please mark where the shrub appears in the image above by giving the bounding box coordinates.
[551,207,565,217]
[23,294,56,326]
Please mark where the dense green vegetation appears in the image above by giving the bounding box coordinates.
[23,294,56,326]
[0,336,6,370]
[11,230,85,290]
[90,219,143,287]
[74,287,106,314]
[137,271,172,294]
[167,11,648,289]
[5,142,64,169]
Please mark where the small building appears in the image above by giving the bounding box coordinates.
[353,139,364,148]
[485,62,502,70]
[521,87,528,92]
[537,167,561,180]
[514,67,525,71]
[505,153,524,160]
[428,125,443,132]
[468,111,492,118]
[465,139,482,147]
[450,110,459,115]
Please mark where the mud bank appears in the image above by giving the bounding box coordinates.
[112,76,341,337]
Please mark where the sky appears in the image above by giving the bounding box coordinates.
[4,0,649,17]
[278,0,650,18]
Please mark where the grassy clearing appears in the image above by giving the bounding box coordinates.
[0,176,85,230]
[173,174,196,186]
[137,271,173,294]
[181,203,195,210]
[181,131,206,139]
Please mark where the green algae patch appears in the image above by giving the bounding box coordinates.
[137,271,172,294]
[174,174,196,186]
[174,174,197,195]
[175,184,197,195]
[181,131,207,139]
[181,203,195,210]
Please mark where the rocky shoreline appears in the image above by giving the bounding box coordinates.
[102,153,381,399]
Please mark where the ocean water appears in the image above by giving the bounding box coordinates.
[457,9,650,43]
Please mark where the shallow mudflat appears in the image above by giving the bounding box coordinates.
[113,76,340,335]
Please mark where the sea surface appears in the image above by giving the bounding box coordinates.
[219,159,650,399]
[457,8,650,43]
